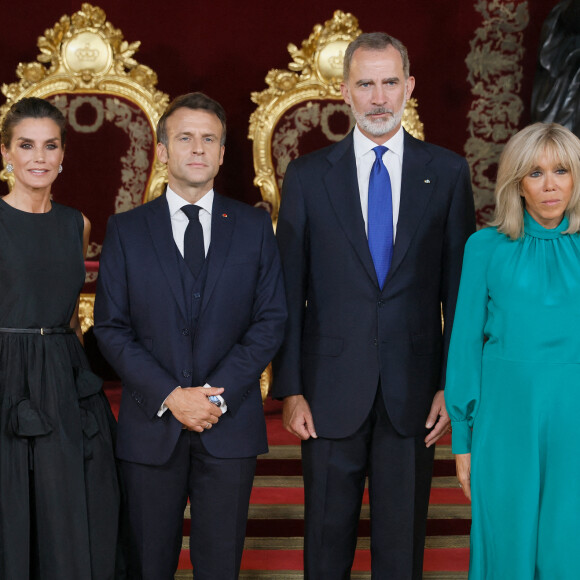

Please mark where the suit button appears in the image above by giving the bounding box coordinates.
[373,338,378,346]
[377,299,385,307]
[182,328,190,336]
[193,292,201,300]
[182,370,191,378]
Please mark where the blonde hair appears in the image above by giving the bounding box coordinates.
[490,123,580,239]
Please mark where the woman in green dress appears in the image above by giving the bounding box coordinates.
[445,122,580,579]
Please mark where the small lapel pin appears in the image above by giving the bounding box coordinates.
[424,179,431,184]
[222,213,228,218]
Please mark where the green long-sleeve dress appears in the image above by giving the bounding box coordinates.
[445,211,580,579]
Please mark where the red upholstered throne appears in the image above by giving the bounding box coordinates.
[0,3,169,333]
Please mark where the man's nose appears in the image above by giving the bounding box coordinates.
[191,138,204,154]
[371,85,388,105]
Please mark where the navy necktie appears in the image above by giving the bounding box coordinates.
[181,205,205,278]
[368,145,393,289]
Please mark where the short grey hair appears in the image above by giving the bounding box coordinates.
[343,32,410,81]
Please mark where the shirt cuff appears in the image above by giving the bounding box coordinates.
[157,386,181,417]
[451,419,472,454]
[203,383,227,414]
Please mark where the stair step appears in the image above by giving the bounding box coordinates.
[261,445,454,461]
[252,475,461,488]
[176,570,469,579]
[180,535,470,551]
[184,503,471,520]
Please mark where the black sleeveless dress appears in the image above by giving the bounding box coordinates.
[0,199,120,579]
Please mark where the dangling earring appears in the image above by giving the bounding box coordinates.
[58,164,63,174]
[6,163,13,173]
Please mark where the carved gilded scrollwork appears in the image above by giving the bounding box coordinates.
[0,3,169,200]
[79,294,95,335]
[464,0,529,227]
[249,10,424,224]
[259,363,273,402]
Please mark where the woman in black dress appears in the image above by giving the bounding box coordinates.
[0,97,120,579]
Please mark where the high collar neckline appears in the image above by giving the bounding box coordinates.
[524,210,569,239]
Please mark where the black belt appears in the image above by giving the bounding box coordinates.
[0,327,75,335]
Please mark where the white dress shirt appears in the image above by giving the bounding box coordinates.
[166,185,213,257]
[353,124,405,241]
[158,186,227,416]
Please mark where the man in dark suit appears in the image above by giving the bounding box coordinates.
[94,92,286,580]
[272,33,475,579]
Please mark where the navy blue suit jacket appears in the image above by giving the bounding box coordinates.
[272,130,475,439]
[94,192,287,465]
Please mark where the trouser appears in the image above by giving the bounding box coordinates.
[121,430,256,580]
[302,385,435,579]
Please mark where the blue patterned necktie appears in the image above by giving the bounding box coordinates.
[368,145,393,289]
[181,204,205,278]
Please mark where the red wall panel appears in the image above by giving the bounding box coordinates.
[0,0,556,206]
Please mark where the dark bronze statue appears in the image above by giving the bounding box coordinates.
[531,0,580,136]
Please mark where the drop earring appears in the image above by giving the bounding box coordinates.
[58,164,63,174]
[6,163,13,173]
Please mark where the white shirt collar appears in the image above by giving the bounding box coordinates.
[166,186,214,218]
[353,124,405,160]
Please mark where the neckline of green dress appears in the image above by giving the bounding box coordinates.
[524,210,569,239]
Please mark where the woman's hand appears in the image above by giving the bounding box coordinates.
[455,453,471,501]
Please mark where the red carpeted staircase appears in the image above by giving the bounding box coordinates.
[104,385,470,579]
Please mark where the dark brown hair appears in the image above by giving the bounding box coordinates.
[1,97,67,148]
[157,92,226,147]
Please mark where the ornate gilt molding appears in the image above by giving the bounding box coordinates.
[464,0,529,226]
[79,294,95,334]
[249,10,424,224]
[0,3,169,199]
[260,363,273,402]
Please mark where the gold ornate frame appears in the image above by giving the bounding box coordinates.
[248,10,425,224]
[0,3,170,332]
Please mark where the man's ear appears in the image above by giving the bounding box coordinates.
[340,83,351,106]
[157,142,168,164]
[405,76,416,101]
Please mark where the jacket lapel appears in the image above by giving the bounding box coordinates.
[201,193,235,313]
[386,132,436,283]
[324,134,377,286]
[145,194,188,320]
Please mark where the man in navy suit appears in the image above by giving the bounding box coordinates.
[272,33,475,578]
[94,93,286,580]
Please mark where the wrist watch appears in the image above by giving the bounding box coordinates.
[208,395,222,407]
